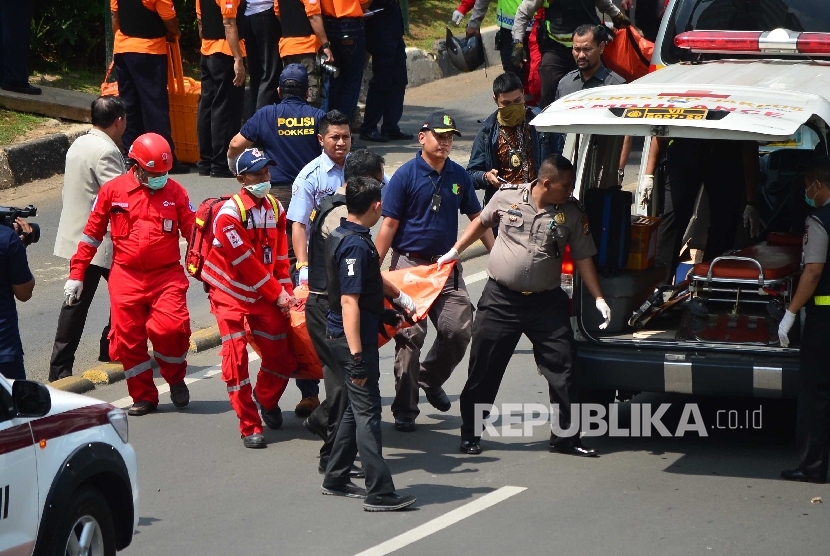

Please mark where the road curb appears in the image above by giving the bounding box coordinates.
[0,125,88,190]
[50,376,96,394]
[82,363,126,385]
[189,326,221,353]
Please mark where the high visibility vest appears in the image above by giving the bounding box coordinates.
[496,0,523,30]
[540,0,599,49]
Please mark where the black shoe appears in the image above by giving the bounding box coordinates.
[425,388,451,412]
[550,441,598,458]
[381,130,414,141]
[210,167,234,178]
[781,468,825,483]
[394,418,416,432]
[304,417,327,441]
[359,130,389,143]
[459,440,482,455]
[2,83,42,95]
[363,493,417,512]
[127,401,158,416]
[317,460,366,479]
[170,162,191,175]
[261,405,283,430]
[197,167,211,176]
[169,381,190,408]
[321,482,368,499]
[242,433,266,449]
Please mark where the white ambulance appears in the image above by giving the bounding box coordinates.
[532,29,830,401]
[0,376,138,555]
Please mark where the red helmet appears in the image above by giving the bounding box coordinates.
[128,133,173,173]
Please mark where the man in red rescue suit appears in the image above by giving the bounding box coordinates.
[65,133,195,416]
[203,148,296,449]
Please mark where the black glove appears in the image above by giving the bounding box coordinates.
[381,308,404,327]
[346,352,367,381]
[511,40,526,67]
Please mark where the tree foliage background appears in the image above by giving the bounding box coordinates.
[30,0,202,72]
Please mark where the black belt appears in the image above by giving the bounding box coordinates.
[396,250,441,263]
[490,278,559,297]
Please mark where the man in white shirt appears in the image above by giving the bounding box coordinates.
[49,95,127,382]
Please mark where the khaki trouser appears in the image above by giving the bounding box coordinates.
[389,252,473,420]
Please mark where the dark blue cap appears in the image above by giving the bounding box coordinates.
[235,148,275,175]
[279,63,309,89]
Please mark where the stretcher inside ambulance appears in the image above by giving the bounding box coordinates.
[531,50,830,399]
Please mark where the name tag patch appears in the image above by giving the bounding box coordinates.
[163,219,174,232]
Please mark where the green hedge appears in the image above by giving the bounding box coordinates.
[31,0,202,72]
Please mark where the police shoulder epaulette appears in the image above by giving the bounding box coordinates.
[570,197,585,213]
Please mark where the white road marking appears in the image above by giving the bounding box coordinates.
[354,486,526,556]
[465,270,487,284]
[111,352,260,409]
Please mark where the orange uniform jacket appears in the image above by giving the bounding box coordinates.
[70,170,195,279]
[202,191,293,304]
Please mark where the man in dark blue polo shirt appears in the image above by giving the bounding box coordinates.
[0,219,36,380]
[228,63,326,208]
[375,111,495,432]
[322,176,416,512]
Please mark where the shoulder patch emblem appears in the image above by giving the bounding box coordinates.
[346,258,357,276]
[582,214,591,236]
[225,229,244,248]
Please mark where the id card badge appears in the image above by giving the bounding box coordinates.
[431,193,442,213]
[263,246,272,265]
[162,219,173,233]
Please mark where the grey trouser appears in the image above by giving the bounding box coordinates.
[389,253,473,420]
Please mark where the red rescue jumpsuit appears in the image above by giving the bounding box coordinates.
[203,190,295,436]
[70,169,195,404]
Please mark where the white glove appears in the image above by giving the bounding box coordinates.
[596,298,612,330]
[64,279,84,306]
[436,247,459,269]
[451,10,465,25]
[778,309,796,347]
[743,204,762,238]
[297,266,308,285]
[276,289,294,315]
[394,291,416,314]
[639,174,654,209]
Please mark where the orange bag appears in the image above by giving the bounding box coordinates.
[376,262,456,346]
[246,286,324,380]
[100,62,118,97]
[602,27,654,82]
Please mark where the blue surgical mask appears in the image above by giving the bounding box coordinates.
[146,173,169,190]
[245,181,270,198]
[805,181,819,208]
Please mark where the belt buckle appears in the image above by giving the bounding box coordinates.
[521,291,532,296]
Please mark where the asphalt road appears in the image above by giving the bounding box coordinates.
[83,260,829,556]
[2,69,497,385]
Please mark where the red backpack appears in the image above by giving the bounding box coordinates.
[186,193,279,282]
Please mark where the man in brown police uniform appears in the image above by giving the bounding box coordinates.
[437,154,612,456]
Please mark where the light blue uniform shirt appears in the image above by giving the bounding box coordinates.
[288,152,345,231]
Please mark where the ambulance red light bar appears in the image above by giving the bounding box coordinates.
[674,29,830,56]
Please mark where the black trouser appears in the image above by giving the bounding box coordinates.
[496,27,525,80]
[796,304,830,482]
[0,356,25,380]
[243,9,282,113]
[460,279,576,446]
[323,334,395,497]
[197,53,245,174]
[49,264,111,382]
[0,0,33,88]
[362,6,407,135]
[305,293,347,461]
[539,42,577,109]
[115,53,175,156]
[655,139,744,281]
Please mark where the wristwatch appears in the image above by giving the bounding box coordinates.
[321,42,331,50]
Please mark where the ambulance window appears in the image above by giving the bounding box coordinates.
[581,135,631,192]
[663,0,830,63]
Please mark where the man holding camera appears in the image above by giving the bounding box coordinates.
[0,217,35,380]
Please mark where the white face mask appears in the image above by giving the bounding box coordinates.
[244,181,270,198]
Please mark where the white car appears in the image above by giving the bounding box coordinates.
[0,376,138,555]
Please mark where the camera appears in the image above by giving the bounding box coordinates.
[317,51,341,78]
[0,205,40,245]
